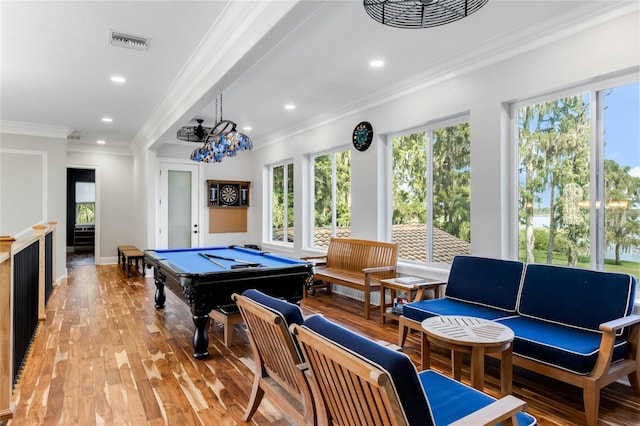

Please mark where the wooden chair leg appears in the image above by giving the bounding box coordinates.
[628,370,640,394]
[398,318,409,347]
[223,316,233,347]
[244,370,265,421]
[583,381,600,426]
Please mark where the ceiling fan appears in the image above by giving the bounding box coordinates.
[177,119,212,142]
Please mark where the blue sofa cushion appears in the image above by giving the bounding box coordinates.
[403,298,515,323]
[496,316,629,375]
[421,369,537,426]
[303,315,435,426]
[445,256,525,312]
[242,289,304,326]
[517,265,636,332]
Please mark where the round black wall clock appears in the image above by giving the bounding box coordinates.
[352,121,373,152]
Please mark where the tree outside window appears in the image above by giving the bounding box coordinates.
[313,150,351,248]
[391,118,471,263]
[271,162,294,243]
[516,81,639,296]
[75,181,95,225]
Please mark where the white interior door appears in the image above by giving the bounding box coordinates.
[159,163,199,248]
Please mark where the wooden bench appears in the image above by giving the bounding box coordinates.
[302,237,398,320]
[120,247,145,277]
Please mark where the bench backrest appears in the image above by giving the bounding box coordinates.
[326,237,398,279]
[445,255,525,312]
[518,264,637,332]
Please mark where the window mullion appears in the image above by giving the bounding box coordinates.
[331,153,337,236]
[593,89,605,270]
[426,130,434,262]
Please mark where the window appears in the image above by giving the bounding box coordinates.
[516,80,639,296]
[270,162,294,243]
[75,181,95,225]
[312,149,351,248]
[390,117,471,263]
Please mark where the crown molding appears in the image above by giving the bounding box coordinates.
[66,141,132,156]
[256,1,639,148]
[0,120,70,139]
[131,0,317,155]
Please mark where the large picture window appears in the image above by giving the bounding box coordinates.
[390,117,471,263]
[312,149,351,248]
[270,162,294,243]
[516,80,639,297]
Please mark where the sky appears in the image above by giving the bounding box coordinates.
[605,81,640,178]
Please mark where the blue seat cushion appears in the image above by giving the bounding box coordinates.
[518,265,636,332]
[302,315,435,426]
[242,289,304,326]
[420,370,537,426]
[445,256,525,312]
[403,298,515,323]
[496,316,629,375]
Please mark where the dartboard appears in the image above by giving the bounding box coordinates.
[220,184,239,205]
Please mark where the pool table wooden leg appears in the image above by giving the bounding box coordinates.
[192,313,210,359]
[154,280,166,309]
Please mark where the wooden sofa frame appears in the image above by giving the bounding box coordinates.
[503,315,640,426]
[302,237,398,320]
[401,313,640,426]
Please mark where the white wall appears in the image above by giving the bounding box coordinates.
[0,132,67,281]
[67,150,135,263]
[251,12,640,268]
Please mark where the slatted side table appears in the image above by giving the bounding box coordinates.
[421,315,514,395]
[379,276,445,324]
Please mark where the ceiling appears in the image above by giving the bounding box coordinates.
[1,1,636,153]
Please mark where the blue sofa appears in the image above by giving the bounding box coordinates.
[398,255,639,426]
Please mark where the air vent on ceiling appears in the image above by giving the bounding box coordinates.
[109,30,150,51]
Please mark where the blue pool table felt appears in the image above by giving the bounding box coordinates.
[151,246,305,274]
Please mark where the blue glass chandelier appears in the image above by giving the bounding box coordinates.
[190,94,253,163]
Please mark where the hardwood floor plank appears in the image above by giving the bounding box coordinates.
[7,263,640,425]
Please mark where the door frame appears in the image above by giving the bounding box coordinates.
[66,164,99,262]
[158,161,201,249]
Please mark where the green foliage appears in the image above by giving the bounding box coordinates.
[314,151,351,229]
[391,123,471,243]
[76,203,94,224]
[518,91,640,268]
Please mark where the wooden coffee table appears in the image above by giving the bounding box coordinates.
[421,315,514,395]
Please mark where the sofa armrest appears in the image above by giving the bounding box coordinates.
[449,395,527,426]
[599,314,640,333]
[362,265,396,274]
[592,314,640,377]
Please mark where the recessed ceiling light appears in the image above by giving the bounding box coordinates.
[97,140,106,145]
[110,75,126,84]
[243,126,252,131]
[284,104,296,110]
[370,59,384,68]
[101,117,113,122]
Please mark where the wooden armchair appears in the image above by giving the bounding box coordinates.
[232,290,314,425]
[292,315,537,426]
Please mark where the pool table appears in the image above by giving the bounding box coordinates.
[144,245,313,359]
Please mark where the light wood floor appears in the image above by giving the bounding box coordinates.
[7,264,640,425]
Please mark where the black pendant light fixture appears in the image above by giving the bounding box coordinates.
[177,119,212,142]
[363,0,489,29]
